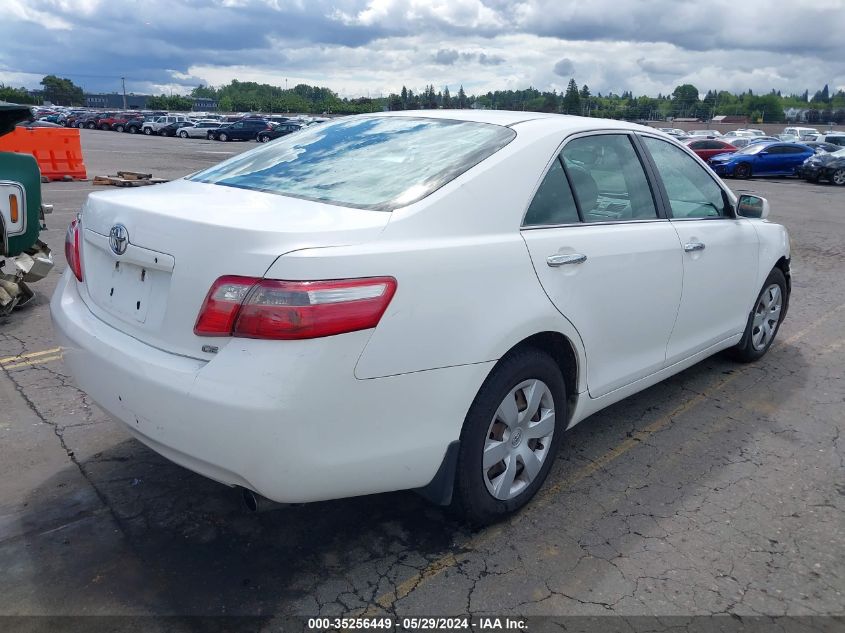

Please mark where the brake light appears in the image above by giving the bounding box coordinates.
[194,276,397,340]
[64,217,83,281]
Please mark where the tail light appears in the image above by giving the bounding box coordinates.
[195,276,397,340]
[65,216,83,281]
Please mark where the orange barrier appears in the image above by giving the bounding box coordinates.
[0,127,87,181]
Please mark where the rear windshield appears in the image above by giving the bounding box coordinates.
[188,116,516,210]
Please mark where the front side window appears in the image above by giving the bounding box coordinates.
[642,137,729,219]
[190,117,516,210]
[561,134,658,222]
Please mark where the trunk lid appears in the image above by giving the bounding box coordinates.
[78,179,391,360]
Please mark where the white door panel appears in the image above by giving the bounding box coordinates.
[522,222,683,397]
[667,219,759,362]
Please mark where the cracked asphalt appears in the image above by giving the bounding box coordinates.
[0,130,843,624]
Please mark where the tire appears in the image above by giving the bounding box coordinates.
[100,124,110,131]
[259,134,271,143]
[734,163,752,179]
[207,133,215,140]
[87,122,96,129]
[451,349,566,526]
[729,268,787,363]
[77,122,84,129]
[832,168,845,186]
[179,130,188,138]
[219,133,229,142]
[115,124,124,133]
[143,127,152,135]
[128,126,137,134]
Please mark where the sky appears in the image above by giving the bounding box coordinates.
[1,0,844,100]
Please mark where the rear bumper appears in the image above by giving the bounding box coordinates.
[50,271,492,503]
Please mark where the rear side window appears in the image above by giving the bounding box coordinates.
[642,137,728,219]
[523,158,579,226]
[190,117,515,211]
[561,135,658,222]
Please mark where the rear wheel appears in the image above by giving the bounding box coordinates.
[100,124,110,131]
[259,134,271,143]
[128,126,137,134]
[87,122,96,129]
[207,132,215,140]
[729,268,787,362]
[832,168,845,186]
[219,132,229,142]
[115,124,125,133]
[144,127,152,135]
[452,349,566,526]
[179,130,188,138]
[734,163,752,179]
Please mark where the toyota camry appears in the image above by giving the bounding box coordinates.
[51,112,791,525]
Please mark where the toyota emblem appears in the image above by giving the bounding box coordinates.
[109,224,129,255]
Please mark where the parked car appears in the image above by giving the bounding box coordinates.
[76,112,102,129]
[142,115,189,135]
[657,128,685,137]
[708,141,814,178]
[803,141,842,154]
[94,112,130,131]
[734,128,766,137]
[51,112,791,525]
[208,118,268,141]
[124,114,147,134]
[256,121,302,142]
[797,147,845,185]
[158,121,194,137]
[683,139,737,161]
[783,126,819,140]
[804,132,845,147]
[687,129,722,138]
[176,120,222,138]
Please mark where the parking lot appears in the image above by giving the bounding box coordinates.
[1,129,843,623]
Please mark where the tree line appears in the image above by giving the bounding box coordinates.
[2,75,844,124]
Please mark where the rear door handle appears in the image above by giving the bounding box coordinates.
[683,242,705,252]
[547,253,587,267]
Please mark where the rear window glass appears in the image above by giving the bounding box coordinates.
[189,116,516,211]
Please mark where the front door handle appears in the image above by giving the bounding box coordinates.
[683,242,706,252]
[547,253,587,267]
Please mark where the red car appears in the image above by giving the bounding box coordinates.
[684,139,738,161]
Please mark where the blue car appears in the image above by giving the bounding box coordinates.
[708,141,814,178]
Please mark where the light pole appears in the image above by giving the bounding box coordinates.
[121,77,127,110]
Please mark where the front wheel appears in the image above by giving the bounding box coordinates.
[729,268,787,363]
[128,126,137,134]
[115,124,125,133]
[143,127,152,135]
[207,132,215,140]
[831,168,845,186]
[219,133,229,142]
[452,349,566,526]
[87,122,96,129]
[259,134,271,143]
[734,163,752,179]
[179,130,188,138]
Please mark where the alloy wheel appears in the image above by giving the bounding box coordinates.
[751,284,782,351]
[483,379,555,501]
[832,169,845,186]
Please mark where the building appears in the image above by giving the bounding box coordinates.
[711,115,749,124]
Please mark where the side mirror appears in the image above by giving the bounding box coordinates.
[737,194,770,219]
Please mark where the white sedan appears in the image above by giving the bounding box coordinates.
[51,111,790,525]
[176,120,222,138]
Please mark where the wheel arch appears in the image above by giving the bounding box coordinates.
[489,330,581,425]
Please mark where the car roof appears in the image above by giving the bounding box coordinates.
[371,110,657,135]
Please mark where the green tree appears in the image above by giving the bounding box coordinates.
[442,86,452,108]
[457,85,467,108]
[562,78,581,114]
[671,83,699,117]
[0,85,36,105]
[40,75,84,106]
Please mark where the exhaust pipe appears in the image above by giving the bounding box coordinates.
[239,487,295,513]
